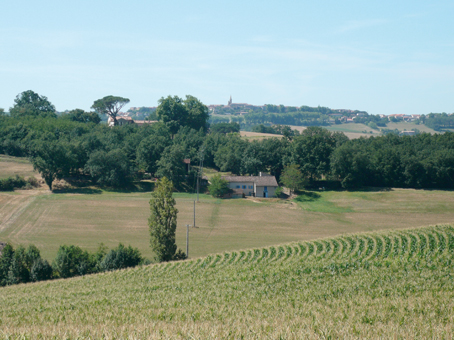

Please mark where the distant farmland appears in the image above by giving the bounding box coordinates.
[1,156,454,261]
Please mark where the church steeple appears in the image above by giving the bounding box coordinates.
[228,95,232,106]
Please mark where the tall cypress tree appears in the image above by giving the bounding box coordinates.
[148,177,181,262]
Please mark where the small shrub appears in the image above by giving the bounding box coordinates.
[26,176,39,188]
[274,186,283,198]
[100,244,143,272]
[173,249,187,261]
[0,175,28,191]
[208,175,230,198]
[0,178,14,191]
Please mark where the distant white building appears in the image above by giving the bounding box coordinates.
[107,116,156,127]
[222,173,278,198]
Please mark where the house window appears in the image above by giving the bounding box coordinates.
[264,186,268,191]
[248,185,253,189]
[242,185,247,189]
[236,185,240,189]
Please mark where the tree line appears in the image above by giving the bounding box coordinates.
[1,90,453,192]
[0,242,144,286]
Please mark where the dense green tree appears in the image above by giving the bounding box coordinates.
[155,145,187,188]
[184,95,210,133]
[24,244,42,270]
[208,174,230,198]
[7,246,30,284]
[91,96,130,126]
[9,90,56,118]
[29,141,77,190]
[280,164,306,195]
[173,126,205,162]
[53,245,93,278]
[214,135,248,175]
[202,133,229,168]
[240,141,265,175]
[149,177,181,262]
[330,143,371,189]
[156,95,209,135]
[62,109,101,124]
[260,137,290,180]
[85,149,132,188]
[30,258,53,282]
[0,244,14,286]
[290,127,346,181]
[210,122,240,134]
[136,134,170,174]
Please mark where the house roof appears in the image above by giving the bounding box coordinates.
[223,176,278,187]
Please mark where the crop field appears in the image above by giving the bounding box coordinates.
[1,224,454,338]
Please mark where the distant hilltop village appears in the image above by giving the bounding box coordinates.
[205,96,371,118]
[115,97,450,130]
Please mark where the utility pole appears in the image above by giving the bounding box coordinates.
[196,147,205,202]
[186,224,190,258]
[193,200,196,228]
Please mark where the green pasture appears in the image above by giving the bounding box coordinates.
[1,225,454,338]
[324,123,378,134]
[385,121,437,133]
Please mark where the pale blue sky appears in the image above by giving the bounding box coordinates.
[1,0,453,115]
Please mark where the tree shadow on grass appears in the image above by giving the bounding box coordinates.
[346,187,393,192]
[294,191,322,202]
[52,187,103,194]
[102,181,155,193]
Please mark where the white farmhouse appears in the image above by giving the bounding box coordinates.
[222,174,279,198]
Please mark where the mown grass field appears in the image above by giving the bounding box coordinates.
[239,131,283,140]
[1,156,454,261]
[0,155,40,180]
[1,224,454,338]
[2,187,454,262]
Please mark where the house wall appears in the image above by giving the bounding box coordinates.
[255,185,277,198]
[228,182,255,196]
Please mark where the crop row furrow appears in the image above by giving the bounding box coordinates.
[365,236,376,259]
[297,244,306,259]
[257,248,269,263]
[313,241,324,258]
[417,232,428,256]
[371,235,384,259]
[305,242,315,259]
[433,230,446,254]
[382,235,392,258]
[353,237,366,259]
[334,238,347,260]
